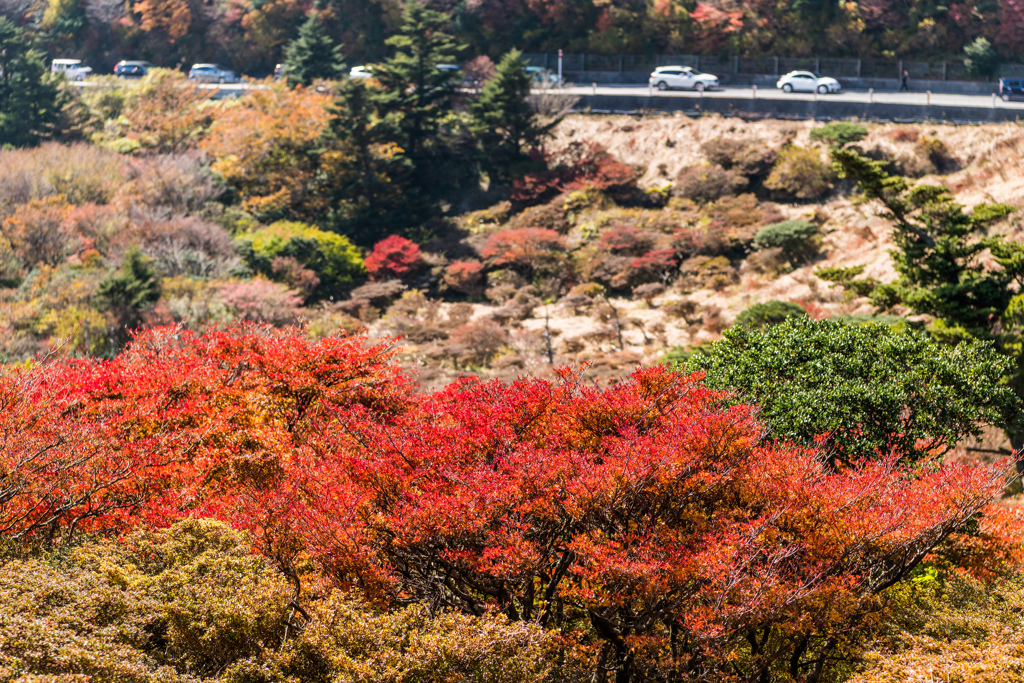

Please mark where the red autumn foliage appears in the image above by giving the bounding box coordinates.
[629,248,679,282]
[0,324,1020,680]
[511,141,639,208]
[596,225,654,255]
[481,228,564,270]
[443,260,485,294]
[364,235,424,281]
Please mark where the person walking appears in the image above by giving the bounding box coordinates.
[900,69,910,92]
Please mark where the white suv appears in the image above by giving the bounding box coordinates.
[51,59,93,81]
[649,66,718,92]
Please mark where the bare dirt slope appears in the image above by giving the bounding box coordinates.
[380,115,1024,394]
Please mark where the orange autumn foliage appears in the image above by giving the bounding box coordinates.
[202,84,331,221]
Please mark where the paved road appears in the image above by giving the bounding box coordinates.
[561,84,1024,111]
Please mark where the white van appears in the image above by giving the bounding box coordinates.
[51,59,93,81]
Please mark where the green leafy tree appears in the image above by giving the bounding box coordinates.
[684,317,1018,464]
[832,147,1024,472]
[0,18,65,147]
[470,49,553,183]
[283,11,345,87]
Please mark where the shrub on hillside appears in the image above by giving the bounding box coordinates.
[120,69,214,153]
[442,259,485,295]
[673,163,746,203]
[765,146,834,199]
[701,137,777,178]
[752,219,820,262]
[131,213,240,278]
[510,141,638,208]
[116,153,222,215]
[481,227,564,276]
[219,278,304,324]
[236,221,364,300]
[364,235,424,281]
[1,196,81,268]
[0,142,124,209]
[809,121,868,147]
[596,224,655,255]
[733,300,808,329]
[448,317,509,366]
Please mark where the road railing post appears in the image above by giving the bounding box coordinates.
[593,82,597,96]
[648,81,652,97]
[926,90,931,106]
[752,84,757,99]
[993,93,997,108]
[868,87,873,103]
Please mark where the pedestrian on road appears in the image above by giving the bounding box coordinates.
[900,70,910,92]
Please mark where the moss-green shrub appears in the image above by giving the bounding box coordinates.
[236,221,364,300]
[733,300,807,329]
[809,121,868,147]
[764,146,834,200]
[752,219,820,261]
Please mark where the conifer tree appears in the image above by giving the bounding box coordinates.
[321,79,423,242]
[0,18,65,147]
[470,49,554,183]
[371,2,460,160]
[283,11,344,87]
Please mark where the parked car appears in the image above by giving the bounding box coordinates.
[525,66,559,85]
[349,66,373,79]
[188,64,240,83]
[648,65,719,92]
[113,60,153,78]
[51,59,93,81]
[776,71,841,94]
[998,77,1024,101]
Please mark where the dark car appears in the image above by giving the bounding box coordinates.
[999,78,1024,102]
[114,60,153,78]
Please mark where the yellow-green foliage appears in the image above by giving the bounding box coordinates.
[0,519,553,683]
[236,220,364,299]
[851,571,1024,683]
[227,597,551,683]
[764,145,835,199]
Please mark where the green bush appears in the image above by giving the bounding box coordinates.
[237,221,365,300]
[809,121,868,147]
[963,37,999,78]
[687,317,1019,463]
[764,146,834,200]
[752,219,820,261]
[732,300,807,329]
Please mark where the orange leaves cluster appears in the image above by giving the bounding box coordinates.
[134,0,192,41]
[1,324,1019,680]
[202,85,331,221]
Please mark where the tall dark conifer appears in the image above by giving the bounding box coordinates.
[0,18,65,147]
[283,11,345,86]
[470,49,554,183]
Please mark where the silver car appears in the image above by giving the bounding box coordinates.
[188,64,240,83]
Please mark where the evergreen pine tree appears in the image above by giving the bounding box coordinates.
[320,79,423,242]
[470,49,554,183]
[283,11,344,87]
[371,2,461,160]
[0,18,65,147]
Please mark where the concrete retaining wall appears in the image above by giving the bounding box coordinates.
[571,94,1024,123]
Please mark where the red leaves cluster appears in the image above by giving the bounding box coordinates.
[364,235,424,281]
[1,324,1020,679]
[511,141,639,208]
[481,227,564,270]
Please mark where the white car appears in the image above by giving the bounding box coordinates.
[776,71,841,94]
[51,59,93,81]
[648,66,718,92]
[349,66,373,79]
